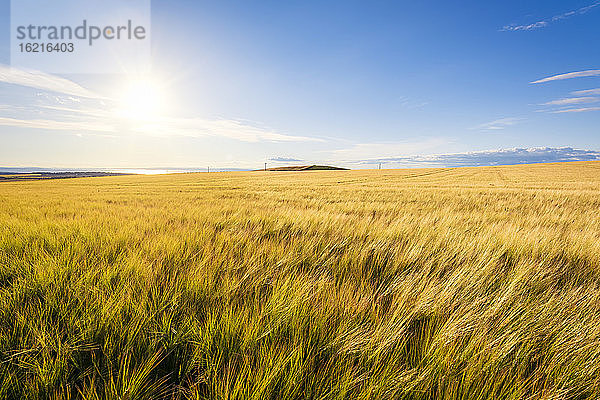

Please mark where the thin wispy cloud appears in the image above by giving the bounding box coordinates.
[0,64,102,99]
[503,21,549,32]
[474,117,523,131]
[531,70,600,84]
[502,1,600,31]
[572,88,600,96]
[0,65,321,143]
[550,107,600,114]
[0,109,321,143]
[0,117,115,133]
[396,96,429,110]
[269,157,304,162]
[358,147,600,168]
[132,117,322,142]
[533,71,600,113]
[542,97,599,106]
[329,138,450,161]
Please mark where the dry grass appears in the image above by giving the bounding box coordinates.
[1,161,600,399]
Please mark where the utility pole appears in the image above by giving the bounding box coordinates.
[207,166,210,173]
[264,162,267,171]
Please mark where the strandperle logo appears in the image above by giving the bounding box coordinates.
[11,0,151,73]
[15,20,147,46]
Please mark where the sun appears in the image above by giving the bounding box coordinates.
[118,78,168,121]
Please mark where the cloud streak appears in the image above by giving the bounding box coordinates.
[357,147,600,168]
[0,116,115,133]
[532,70,600,84]
[474,117,523,131]
[572,88,600,96]
[0,65,321,143]
[502,1,600,31]
[269,157,304,162]
[0,64,102,99]
[550,107,600,114]
[0,111,321,143]
[131,117,322,142]
[329,138,450,161]
[542,97,599,106]
[534,74,600,113]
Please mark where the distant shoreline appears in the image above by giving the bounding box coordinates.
[0,167,252,176]
[0,172,131,182]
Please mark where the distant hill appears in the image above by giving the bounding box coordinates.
[261,165,349,171]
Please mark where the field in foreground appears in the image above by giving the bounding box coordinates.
[1,162,600,399]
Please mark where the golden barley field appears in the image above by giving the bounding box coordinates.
[1,161,600,399]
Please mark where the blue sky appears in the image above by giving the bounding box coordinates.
[0,0,599,169]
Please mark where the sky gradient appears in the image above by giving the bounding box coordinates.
[1,0,599,169]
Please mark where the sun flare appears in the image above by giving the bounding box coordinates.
[118,78,168,121]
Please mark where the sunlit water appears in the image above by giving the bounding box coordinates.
[0,168,251,175]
